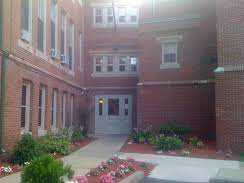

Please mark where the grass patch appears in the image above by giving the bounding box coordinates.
[240,153,244,162]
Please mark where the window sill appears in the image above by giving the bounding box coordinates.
[38,128,47,137]
[21,129,32,136]
[91,72,138,77]
[160,63,180,69]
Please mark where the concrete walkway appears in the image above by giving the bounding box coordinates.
[0,135,127,183]
[119,153,242,183]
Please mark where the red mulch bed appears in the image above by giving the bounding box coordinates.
[85,158,155,183]
[0,138,94,178]
[120,139,240,161]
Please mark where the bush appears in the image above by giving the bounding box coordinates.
[11,134,42,165]
[156,135,183,152]
[189,137,203,148]
[39,135,70,155]
[130,128,153,144]
[21,154,74,183]
[160,121,190,138]
[56,128,73,142]
[71,128,84,142]
[147,134,158,146]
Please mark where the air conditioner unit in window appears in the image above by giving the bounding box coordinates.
[60,55,68,65]
[50,49,58,59]
[21,30,31,42]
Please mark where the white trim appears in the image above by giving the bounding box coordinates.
[21,82,31,135]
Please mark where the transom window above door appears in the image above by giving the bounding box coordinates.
[92,55,138,77]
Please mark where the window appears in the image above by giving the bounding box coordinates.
[95,56,103,72]
[20,82,31,133]
[119,56,127,72]
[107,56,113,72]
[118,8,126,23]
[107,8,114,24]
[62,93,67,128]
[61,10,67,58]
[67,21,74,70]
[79,33,83,70]
[38,86,46,129]
[95,8,103,24]
[124,98,129,116]
[37,0,46,52]
[128,7,138,23]
[108,99,119,116]
[70,95,74,126]
[130,57,138,72]
[51,0,58,53]
[51,89,57,129]
[98,98,104,116]
[21,0,32,42]
[163,42,177,63]
[93,55,138,74]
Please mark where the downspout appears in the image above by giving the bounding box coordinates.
[0,0,10,147]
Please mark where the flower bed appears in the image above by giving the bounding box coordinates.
[0,136,93,178]
[120,139,241,161]
[71,157,155,183]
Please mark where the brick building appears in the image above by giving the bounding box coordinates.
[0,0,243,152]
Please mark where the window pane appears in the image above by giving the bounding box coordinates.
[108,99,119,116]
[119,8,126,23]
[107,8,114,23]
[99,98,103,116]
[21,85,27,105]
[164,43,177,63]
[128,7,138,23]
[21,107,26,128]
[95,8,103,24]
[37,18,44,52]
[21,0,29,31]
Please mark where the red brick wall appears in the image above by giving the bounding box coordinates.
[216,0,244,152]
[137,0,217,136]
[1,0,86,150]
[137,84,216,136]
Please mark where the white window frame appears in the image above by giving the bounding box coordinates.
[20,0,33,43]
[157,35,182,69]
[94,8,104,25]
[21,82,31,134]
[62,93,67,128]
[38,86,46,136]
[79,33,84,71]
[51,89,58,130]
[37,0,46,53]
[51,0,58,53]
[70,95,74,126]
[61,10,67,59]
[92,55,138,76]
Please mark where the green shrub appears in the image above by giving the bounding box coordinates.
[130,129,153,144]
[11,134,42,165]
[240,153,244,162]
[147,134,158,146]
[56,128,73,142]
[71,128,84,142]
[160,121,190,138]
[39,135,70,155]
[156,135,183,152]
[189,137,203,148]
[21,154,74,183]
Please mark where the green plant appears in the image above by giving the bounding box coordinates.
[240,153,244,162]
[11,134,42,165]
[130,127,154,144]
[39,135,70,155]
[148,134,158,146]
[71,128,84,142]
[21,154,74,183]
[156,135,183,152]
[189,137,203,148]
[160,121,190,138]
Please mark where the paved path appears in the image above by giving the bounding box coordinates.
[119,153,242,183]
[0,135,127,183]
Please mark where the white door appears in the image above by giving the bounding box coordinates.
[95,95,132,135]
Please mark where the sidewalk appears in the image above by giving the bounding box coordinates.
[0,135,127,183]
[119,153,241,183]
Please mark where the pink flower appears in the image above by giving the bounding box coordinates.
[100,173,115,183]
[73,175,88,183]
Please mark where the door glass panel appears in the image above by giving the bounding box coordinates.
[124,98,129,116]
[99,98,104,116]
[108,98,119,116]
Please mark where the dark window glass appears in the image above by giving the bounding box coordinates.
[21,0,29,31]
[21,85,27,105]
[38,89,42,126]
[99,99,103,116]
[108,99,119,116]
[37,18,44,52]
[164,53,176,63]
